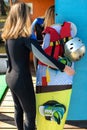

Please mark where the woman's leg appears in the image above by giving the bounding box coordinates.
[10,75,36,130]
[24,112,36,130]
[19,88,36,130]
[11,90,24,130]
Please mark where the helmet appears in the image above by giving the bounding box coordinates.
[64,37,86,61]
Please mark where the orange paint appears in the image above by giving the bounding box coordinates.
[19,0,54,21]
[19,0,54,61]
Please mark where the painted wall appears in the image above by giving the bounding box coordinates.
[19,0,54,21]
[19,1,87,119]
[19,0,54,61]
[55,0,87,120]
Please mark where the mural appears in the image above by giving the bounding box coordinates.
[55,0,87,120]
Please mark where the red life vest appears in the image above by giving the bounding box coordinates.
[38,22,72,66]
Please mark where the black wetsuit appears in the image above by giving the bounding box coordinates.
[5,36,65,130]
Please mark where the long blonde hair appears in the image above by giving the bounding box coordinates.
[44,5,55,28]
[1,2,31,41]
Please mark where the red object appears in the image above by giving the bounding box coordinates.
[42,77,47,86]
[53,44,63,60]
[60,22,71,38]
[42,27,60,41]
[38,43,64,66]
[44,46,53,56]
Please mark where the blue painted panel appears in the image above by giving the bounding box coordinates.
[55,0,87,120]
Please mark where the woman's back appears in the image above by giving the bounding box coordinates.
[6,37,30,72]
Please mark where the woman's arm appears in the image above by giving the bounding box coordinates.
[25,37,75,76]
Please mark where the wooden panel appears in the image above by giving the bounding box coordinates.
[0,107,14,112]
[1,101,14,107]
[0,129,17,130]
[0,112,14,120]
[0,121,16,128]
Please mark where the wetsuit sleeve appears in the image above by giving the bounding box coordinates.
[25,37,65,71]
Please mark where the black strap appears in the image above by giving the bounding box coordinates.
[51,42,56,57]
[36,85,72,93]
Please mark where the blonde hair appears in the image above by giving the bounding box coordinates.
[1,2,31,41]
[44,5,55,28]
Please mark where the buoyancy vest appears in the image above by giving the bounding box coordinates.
[38,22,72,67]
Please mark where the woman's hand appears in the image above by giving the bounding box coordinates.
[63,65,75,76]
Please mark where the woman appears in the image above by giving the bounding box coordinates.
[44,5,55,29]
[1,3,75,130]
